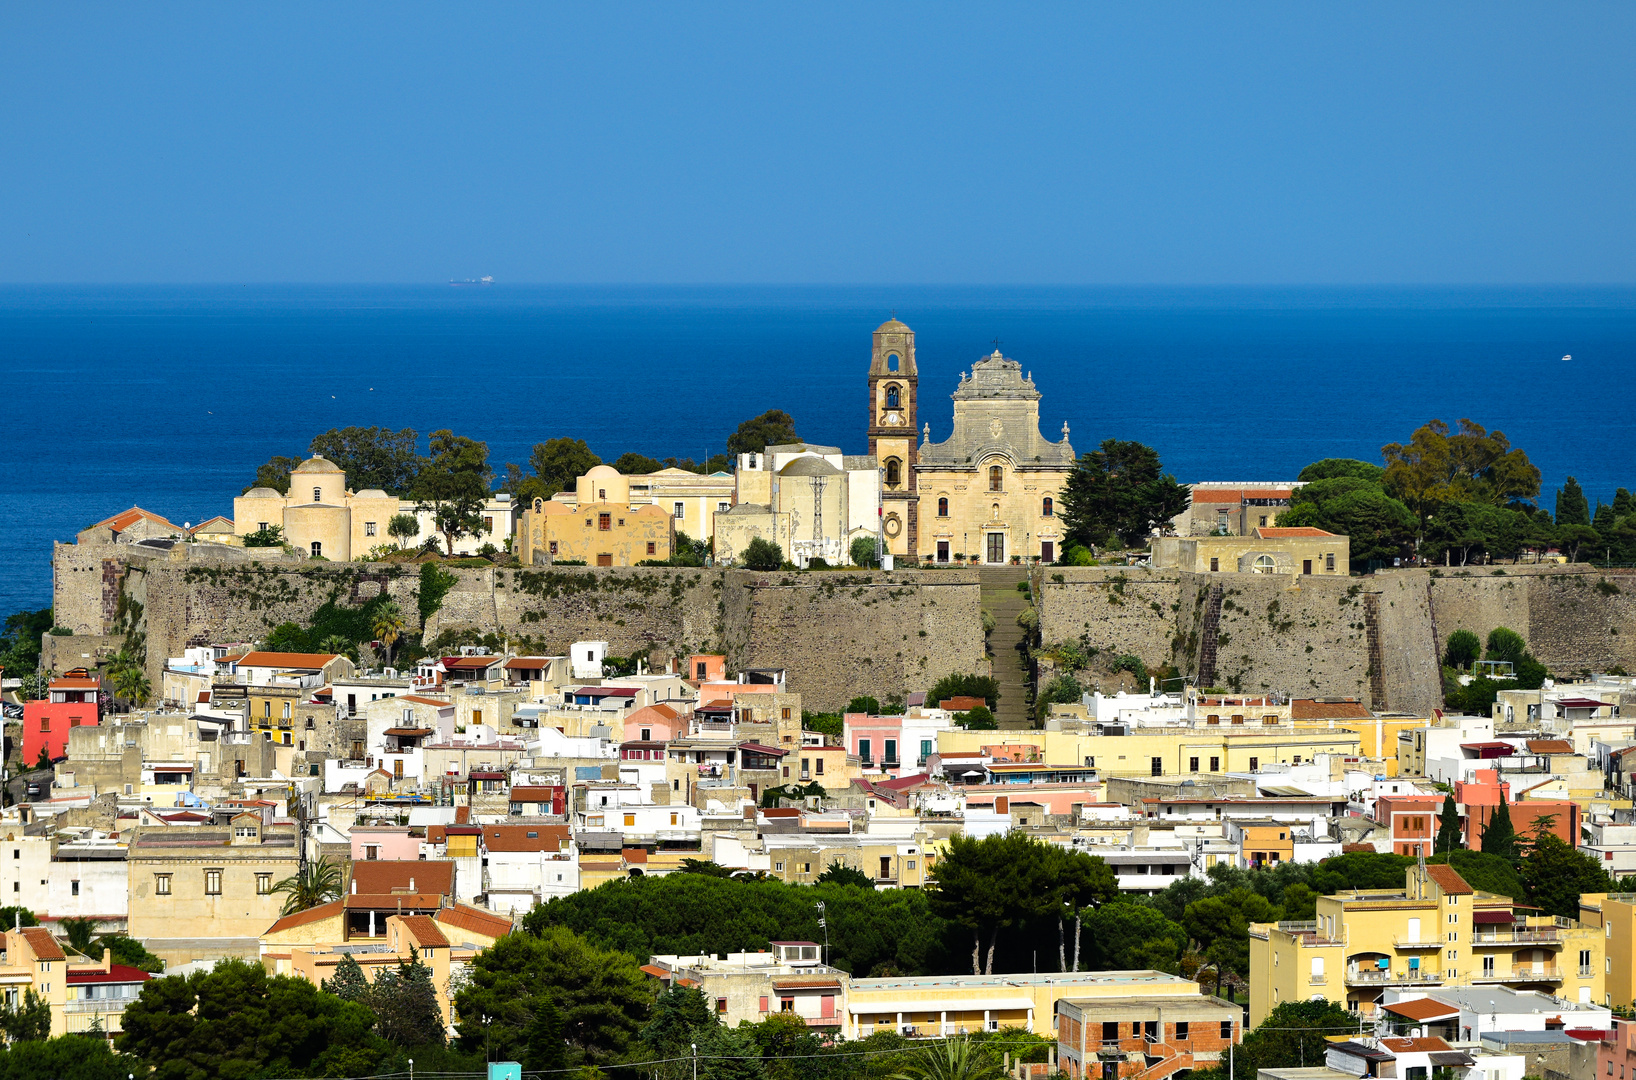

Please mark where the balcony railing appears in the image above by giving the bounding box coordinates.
[1393,936,1445,949]
[1582,966,1597,978]
[1471,929,1562,946]
[66,999,132,1013]
[1344,968,1442,986]
[1473,966,1563,983]
[1309,975,1328,985]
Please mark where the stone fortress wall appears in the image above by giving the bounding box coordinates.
[45,539,1636,718]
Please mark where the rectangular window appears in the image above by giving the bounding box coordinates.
[717,998,728,1014]
[624,813,635,827]
[1249,756,1259,770]
[257,873,272,894]
[675,502,686,519]
[365,845,379,860]
[815,758,824,775]
[859,739,872,763]
[1209,756,1219,771]
[718,502,729,512]
[1175,1022,1189,1040]
[365,521,377,536]
[598,513,611,531]
[1326,553,1336,572]
[782,707,792,720]
[155,874,171,895]
[205,869,222,895]
[1220,1021,1233,1040]
[1189,757,1199,773]
[484,516,494,533]
[71,880,79,896]
[1151,757,1163,776]
[1210,557,1219,572]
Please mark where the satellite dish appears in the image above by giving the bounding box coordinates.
[1562,354,1572,361]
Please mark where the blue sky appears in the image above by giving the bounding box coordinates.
[3,4,1633,284]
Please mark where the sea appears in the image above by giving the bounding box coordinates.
[2,284,1634,621]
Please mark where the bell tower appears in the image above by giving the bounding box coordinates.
[867,318,919,559]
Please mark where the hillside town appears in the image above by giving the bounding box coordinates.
[5,321,1636,1080]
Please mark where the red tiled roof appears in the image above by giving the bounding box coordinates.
[503,658,552,670]
[1255,526,1335,538]
[395,914,450,949]
[484,825,570,852]
[399,696,453,708]
[383,727,433,737]
[349,860,455,897]
[1525,739,1574,754]
[1555,698,1611,709]
[442,657,500,670]
[89,507,180,533]
[67,964,154,985]
[738,742,788,757]
[49,677,101,690]
[264,900,345,935]
[1290,698,1372,720]
[509,786,559,801]
[1190,489,1245,503]
[435,903,513,941]
[237,651,341,669]
[1425,864,1473,896]
[15,927,64,961]
[1382,997,1460,1021]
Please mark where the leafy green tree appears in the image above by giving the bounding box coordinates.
[1059,439,1189,549]
[0,1034,141,1080]
[742,537,783,571]
[1557,523,1601,563]
[727,410,801,456]
[325,952,370,1002]
[0,908,38,930]
[1383,419,1540,530]
[526,438,603,499]
[371,949,444,1047]
[845,696,882,716]
[270,855,344,915]
[117,959,377,1080]
[1215,999,1358,1080]
[60,917,99,956]
[1279,477,1415,568]
[0,609,53,686]
[953,706,996,730]
[1424,501,1524,565]
[0,988,51,1042]
[1298,458,1385,484]
[925,673,1000,709]
[453,928,648,1065]
[246,454,300,495]
[817,862,875,889]
[1557,476,1591,527]
[1523,834,1614,919]
[1436,795,1462,855]
[1085,902,1188,973]
[1183,889,1280,996]
[387,514,421,550]
[635,985,710,1078]
[612,453,664,475]
[1035,674,1084,720]
[697,1022,766,1080]
[411,431,492,555]
[241,524,285,548]
[670,532,708,567]
[111,664,152,707]
[1480,802,1518,861]
[1485,628,1528,666]
[1445,630,1481,670]
[850,536,880,568]
[309,427,423,494]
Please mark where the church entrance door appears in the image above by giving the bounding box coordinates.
[986,532,1005,564]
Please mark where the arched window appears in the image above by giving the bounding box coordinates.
[311,541,322,558]
[313,487,322,502]
[989,465,1004,492]
[938,497,949,517]
[885,385,900,409]
[887,353,900,372]
[885,459,901,486]
[1253,555,1276,574]
[1042,497,1053,517]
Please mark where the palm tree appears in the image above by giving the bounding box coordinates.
[888,1037,1002,1080]
[270,855,345,915]
[58,917,99,957]
[110,664,150,707]
[371,601,407,665]
[317,635,353,660]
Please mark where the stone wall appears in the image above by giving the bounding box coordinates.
[485,566,724,659]
[1034,567,1179,663]
[720,569,985,712]
[1421,565,1636,675]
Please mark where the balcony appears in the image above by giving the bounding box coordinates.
[1309,975,1328,986]
[1473,966,1563,983]
[1472,929,1557,942]
[1393,936,1445,949]
[1345,968,1442,987]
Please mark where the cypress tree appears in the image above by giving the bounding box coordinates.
[1556,477,1591,527]
[1437,795,1463,854]
[1481,801,1518,861]
[325,952,371,1003]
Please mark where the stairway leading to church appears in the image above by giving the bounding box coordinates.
[980,567,1033,729]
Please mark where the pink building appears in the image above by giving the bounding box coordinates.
[1453,768,1510,807]
[845,713,905,771]
[351,826,422,862]
[623,704,687,743]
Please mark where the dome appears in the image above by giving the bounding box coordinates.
[293,455,343,474]
[875,318,910,333]
[243,487,282,498]
[354,488,389,498]
[585,464,620,478]
[778,456,842,477]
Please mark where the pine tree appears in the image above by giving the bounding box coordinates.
[1557,477,1591,527]
[1481,801,1518,861]
[325,952,371,1003]
[1436,795,1463,854]
[524,995,569,1074]
[373,949,444,1047]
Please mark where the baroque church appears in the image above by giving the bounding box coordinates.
[866,318,1076,565]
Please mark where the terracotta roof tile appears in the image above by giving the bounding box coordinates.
[263,900,345,935]
[1383,997,1460,1021]
[395,914,450,949]
[238,651,342,669]
[435,903,513,941]
[1425,864,1473,895]
[349,860,455,897]
[16,927,64,961]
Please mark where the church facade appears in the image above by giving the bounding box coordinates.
[866,319,1076,565]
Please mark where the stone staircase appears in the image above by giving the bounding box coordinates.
[1363,590,1387,710]
[1196,583,1224,688]
[980,567,1033,729]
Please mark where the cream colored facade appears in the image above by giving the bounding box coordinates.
[542,464,737,545]
[719,445,882,567]
[913,348,1075,565]
[935,725,1363,778]
[1250,863,1604,1026]
[1151,527,1349,576]
[234,454,514,559]
[517,499,673,566]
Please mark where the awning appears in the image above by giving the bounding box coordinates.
[849,997,1034,1015]
[384,727,433,737]
[738,742,789,757]
[1461,741,1516,758]
[1473,910,1515,924]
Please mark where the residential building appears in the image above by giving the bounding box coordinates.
[517,495,673,567]
[1171,483,1299,538]
[643,942,843,1030]
[23,673,101,766]
[64,951,153,1037]
[1151,527,1350,576]
[716,444,881,568]
[1056,991,1241,1080]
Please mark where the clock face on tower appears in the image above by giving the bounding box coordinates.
[882,410,903,426]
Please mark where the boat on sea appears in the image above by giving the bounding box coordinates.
[450,276,494,287]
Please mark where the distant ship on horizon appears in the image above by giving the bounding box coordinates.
[450,276,494,287]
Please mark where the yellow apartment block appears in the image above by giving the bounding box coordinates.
[843,970,1209,1041]
[1289,714,1431,777]
[935,726,1362,778]
[1250,863,1603,1026]
[1578,893,1636,1009]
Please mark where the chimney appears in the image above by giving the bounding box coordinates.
[351,878,357,895]
[409,876,415,894]
[102,946,111,973]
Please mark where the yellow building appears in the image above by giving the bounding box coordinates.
[517,499,673,566]
[1152,527,1350,576]
[935,725,1362,778]
[1250,863,1604,1026]
[1577,893,1636,1009]
[844,969,1211,1041]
